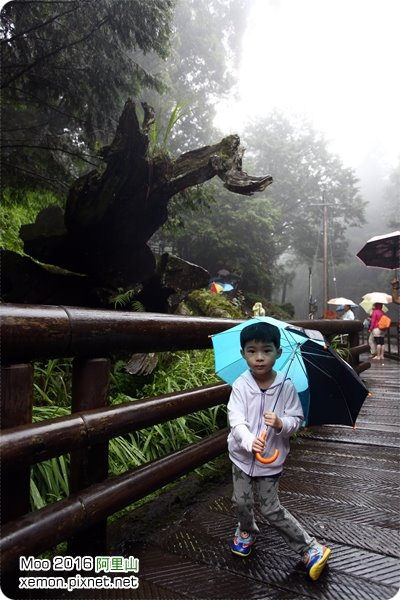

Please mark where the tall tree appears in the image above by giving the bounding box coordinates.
[138,0,251,153]
[384,160,400,230]
[173,186,282,298]
[1,0,175,194]
[243,112,366,266]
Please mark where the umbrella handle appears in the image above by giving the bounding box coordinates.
[254,430,279,464]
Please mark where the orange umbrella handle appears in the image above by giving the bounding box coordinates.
[255,430,279,464]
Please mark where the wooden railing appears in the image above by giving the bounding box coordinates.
[0,304,367,571]
[359,323,400,361]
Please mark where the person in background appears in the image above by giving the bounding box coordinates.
[341,304,355,320]
[369,302,385,360]
[252,302,266,317]
[366,315,376,357]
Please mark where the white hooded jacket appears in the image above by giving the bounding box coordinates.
[227,369,304,477]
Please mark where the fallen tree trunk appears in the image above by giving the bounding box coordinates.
[16,99,272,306]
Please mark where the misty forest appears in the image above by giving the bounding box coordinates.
[1,1,399,506]
[2,0,399,317]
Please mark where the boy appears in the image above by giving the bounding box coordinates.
[227,322,331,581]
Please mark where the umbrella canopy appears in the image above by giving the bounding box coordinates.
[328,297,357,307]
[210,281,234,293]
[356,230,400,270]
[210,282,224,294]
[359,299,389,315]
[222,283,234,292]
[211,316,368,427]
[362,292,392,304]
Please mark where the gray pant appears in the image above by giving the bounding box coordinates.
[232,463,316,555]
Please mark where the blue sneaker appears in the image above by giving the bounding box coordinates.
[230,527,256,557]
[303,544,331,580]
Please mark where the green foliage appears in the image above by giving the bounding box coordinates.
[166,184,282,298]
[139,0,251,153]
[162,182,218,234]
[242,112,366,266]
[1,0,175,193]
[31,406,71,508]
[243,293,294,321]
[329,335,351,361]
[384,161,400,229]
[186,289,243,319]
[0,188,62,253]
[34,360,72,407]
[137,350,219,398]
[143,100,189,157]
[110,288,145,312]
[30,348,226,510]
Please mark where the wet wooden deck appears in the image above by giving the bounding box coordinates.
[19,359,399,600]
[106,358,399,600]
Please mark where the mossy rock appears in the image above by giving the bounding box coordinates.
[185,289,244,319]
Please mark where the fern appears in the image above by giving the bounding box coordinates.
[147,101,189,156]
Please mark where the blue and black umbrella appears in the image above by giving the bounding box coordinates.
[211,316,368,427]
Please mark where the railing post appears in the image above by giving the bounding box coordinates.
[0,364,33,596]
[348,331,360,366]
[68,358,110,556]
[0,364,33,524]
[386,328,391,355]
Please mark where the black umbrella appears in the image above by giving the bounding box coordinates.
[356,230,400,270]
[298,339,369,426]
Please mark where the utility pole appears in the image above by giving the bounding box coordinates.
[309,192,335,317]
[322,192,329,315]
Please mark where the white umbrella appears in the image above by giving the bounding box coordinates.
[361,292,392,304]
[359,299,389,314]
[328,297,357,307]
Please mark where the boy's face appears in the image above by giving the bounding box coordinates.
[241,339,282,379]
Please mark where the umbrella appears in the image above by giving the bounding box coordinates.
[356,231,400,270]
[328,297,358,307]
[222,283,234,292]
[362,292,392,304]
[210,282,224,294]
[359,299,389,315]
[210,281,234,293]
[211,316,368,428]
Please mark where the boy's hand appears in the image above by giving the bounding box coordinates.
[264,412,283,432]
[252,436,265,453]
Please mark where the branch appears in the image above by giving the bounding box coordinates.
[1,15,110,89]
[1,159,69,190]
[1,144,99,165]
[168,135,273,197]
[0,5,80,46]
[10,87,95,125]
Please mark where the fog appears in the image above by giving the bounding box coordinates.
[215,0,400,317]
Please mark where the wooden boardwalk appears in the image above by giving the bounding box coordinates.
[105,359,400,600]
[30,359,398,600]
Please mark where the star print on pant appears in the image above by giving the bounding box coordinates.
[231,463,316,554]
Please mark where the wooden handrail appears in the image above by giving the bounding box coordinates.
[1,303,363,363]
[1,429,228,572]
[1,383,230,471]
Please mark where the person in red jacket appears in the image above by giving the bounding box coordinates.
[369,303,385,360]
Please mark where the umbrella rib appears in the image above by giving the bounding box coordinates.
[271,342,304,413]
